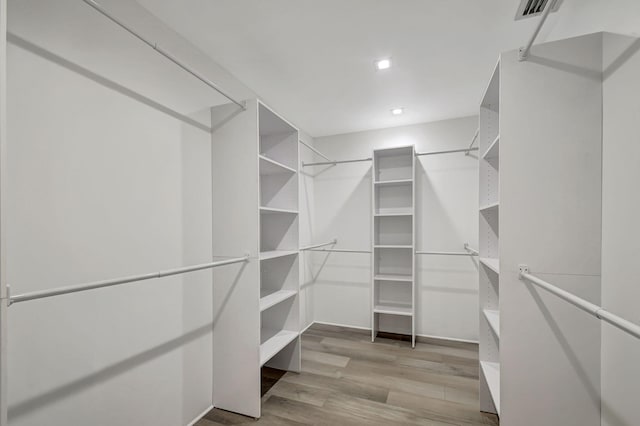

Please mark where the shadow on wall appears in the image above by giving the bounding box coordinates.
[8,322,214,421]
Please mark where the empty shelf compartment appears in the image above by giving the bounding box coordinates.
[480,361,501,415]
[483,309,500,338]
[373,303,413,317]
[480,257,500,274]
[374,274,413,282]
[260,329,299,366]
[260,290,297,312]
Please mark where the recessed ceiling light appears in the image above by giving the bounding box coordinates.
[375,58,392,70]
[391,108,404,116]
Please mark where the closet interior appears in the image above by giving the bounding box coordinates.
[1,2,639,426]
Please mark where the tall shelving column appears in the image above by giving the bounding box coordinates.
[478,61,500,416]
[371,146,416,348]
[257,102,301,375]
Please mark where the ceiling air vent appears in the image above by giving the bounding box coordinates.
[515,0,563,21]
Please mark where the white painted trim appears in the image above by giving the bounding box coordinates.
[307,321,478,345]
[186,404,214,426]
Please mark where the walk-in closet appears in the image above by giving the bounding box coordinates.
[0,1,639,425]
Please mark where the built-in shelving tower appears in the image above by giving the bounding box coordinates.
[478,61,500,416]
[211,100,300,419]
[258,103,301,372]
[371,146,416,347]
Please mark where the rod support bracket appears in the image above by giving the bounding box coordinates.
[519,264,529,278]
[518,47,528,62]
[6,285,12,307]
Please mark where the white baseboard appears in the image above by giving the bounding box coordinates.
[306,320,478,345]
[300,321,315,334]
[186,404,214,426]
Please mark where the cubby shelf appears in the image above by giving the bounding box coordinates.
[260,290,297,312]
[480,361,501,415]
[479,257,500,275]
[259,206,298,215]
[374,245,413,249]
[374,212,413,217]
[373,303,413,317]
[479,201,500,213]
[482,135,500,160]
[374,274,413,282]
[259,329,299,367]
[259,155,296,175]
[483,309,500,338]
[374,179,413,186]
[259,250,298,261]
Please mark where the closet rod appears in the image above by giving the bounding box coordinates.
[82,0,245,110]
[416,250,477,256]
[465,128,480,155]
[464,244,479,256]
[519,265,640,340]
[416,147,479,156]
[7,255,249,306]
[302,157,372,167]
[310,248,371,254]
[518,0,554,61]
[300,239,337,251]
[298,140,332,162]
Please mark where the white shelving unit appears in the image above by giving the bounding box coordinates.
[258,102,301,375]
[211,100,300,419]
[478,61,500,416]
[371,146,416,347]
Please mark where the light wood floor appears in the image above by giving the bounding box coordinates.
[196,324,499,426]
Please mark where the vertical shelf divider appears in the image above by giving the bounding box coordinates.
[478,60,501,416]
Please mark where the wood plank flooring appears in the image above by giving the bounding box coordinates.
[196,324,499,426]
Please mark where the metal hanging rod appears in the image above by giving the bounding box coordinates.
[300,239,337,251]
[82,0,245,110]
[302,157,372,167]
[310,248,371,254]
[518,0,554,61]
[464,243,479,256]
[465,128,480,156]
[416,147,479,157]
[298,140,332,162]
[519,265,640,340]
[7,255,249,306]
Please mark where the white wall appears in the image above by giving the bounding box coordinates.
[601,32,640,426]
[546,0,640,42]
[311,116,479,342]
[5,1,260,425]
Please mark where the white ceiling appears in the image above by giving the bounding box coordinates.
[134,0,631,137]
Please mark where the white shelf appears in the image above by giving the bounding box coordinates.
[374,245,413,249]
[260,290,297,312]
[374,212,413,217]
[482,135,500,160]
[479,201,500,213]
[374,274,413,283]
[259,155,296,175]
[483,309,500,338]
[260,329,299,367]
[480,257,500,275]
[260,206,298,215]
[373,303,413,317]
[480,361,501,415]
[374,179,413,186]
[260,250,298,261]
